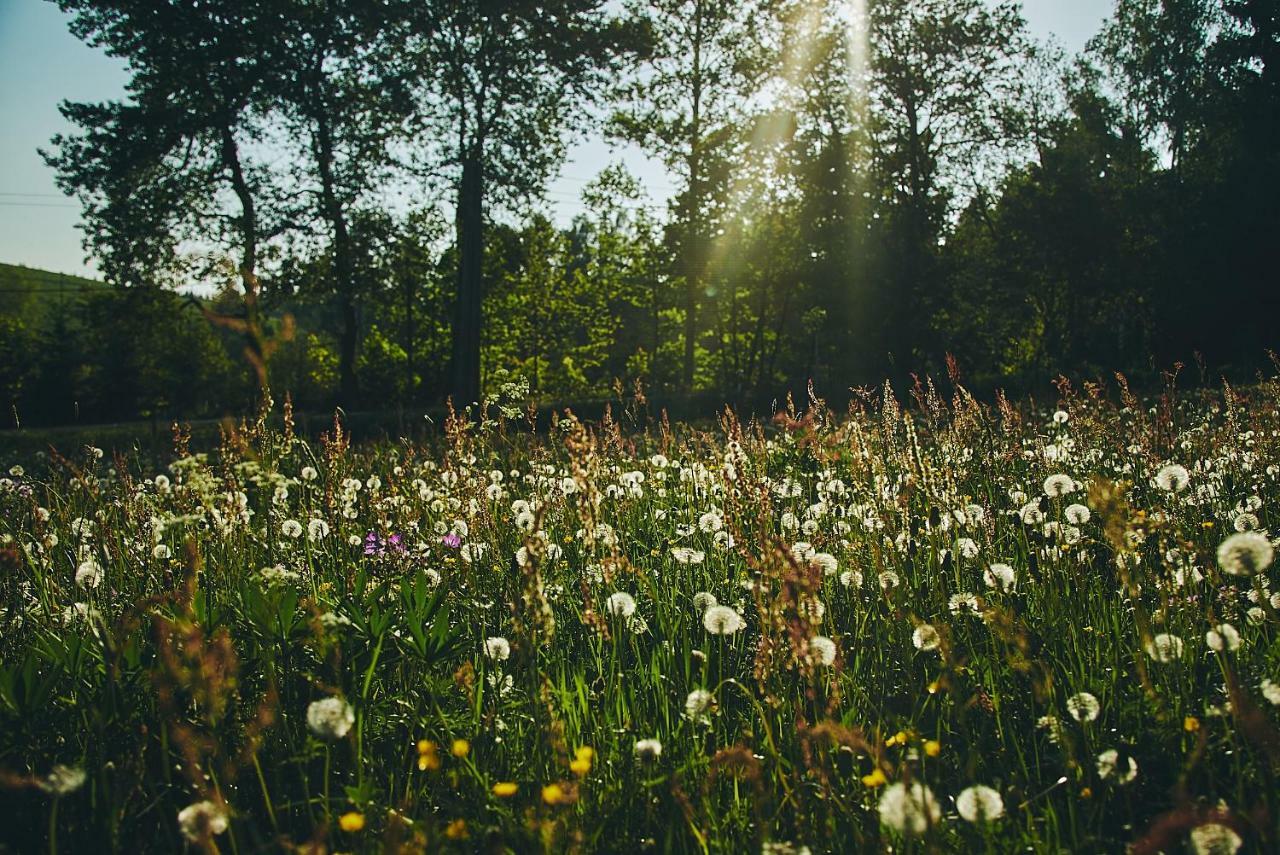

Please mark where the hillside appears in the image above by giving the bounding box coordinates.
[0,262,108,325]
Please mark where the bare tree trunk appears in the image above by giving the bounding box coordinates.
[312,100,360,407]
[451,154,484,406]
[219,123,267,403]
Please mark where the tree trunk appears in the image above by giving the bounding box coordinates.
[451,154,484,406]
[312,103,360,407]
[219,124,266,402]
[683,0,705,394]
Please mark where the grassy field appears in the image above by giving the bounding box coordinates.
[0,378,1278,853]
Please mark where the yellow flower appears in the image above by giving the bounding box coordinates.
[417,739,441,771]
[542,783,566,805]
[338,811,365,832]
[444,818,468,840]
[927,680,941,695]
[861,768,887,788]
[570,745,594,775]
[1184,716,1201,733]
[923,740,941,758]
[492,781,519,798]
[451,739,470,758]
[1080,787,1093,799]
[1202,521,1215,528]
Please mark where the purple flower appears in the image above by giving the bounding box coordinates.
[363,532,382,556]
[441,533,461,549]
[387,533,406,553]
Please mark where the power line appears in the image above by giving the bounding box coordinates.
[0,201,79,209]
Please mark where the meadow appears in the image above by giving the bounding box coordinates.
[1,374,1278,854]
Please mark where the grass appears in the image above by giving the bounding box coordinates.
[0,376,1277,853]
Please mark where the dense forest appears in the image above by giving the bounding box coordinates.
[4,0,1278,426]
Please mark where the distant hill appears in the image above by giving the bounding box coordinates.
[0,263,108,326]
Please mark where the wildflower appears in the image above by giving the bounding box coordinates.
[1145,633,1185,663]
[483,635,512,662]
[1065,503,1091,525]
[1037,714,1065,744]
[542,783,570,805]
[177,800,228,843]
[451,739,470,758]
[441,532,462,549]
[955,784,1004,822]
[306,697,355,740]
[75,559,103,589]
[983,563,1016,592]
[684,689,715,723]
[1155,464,1191,493]
[301,466,318,481]
[1233,512,1259,532]
[860,768,886,787]
[444,818,468,839]
[1206,623,1241,652]
[949,592,980,614]
[878,570,900,590]
[570,746,593,775]
[811,554,840,582]
[1043,474,1075,498]
[606,592,637,617]
[339,811,365,832]
[281,519,303,538]
[877,781,941,835]
[923,739,941,757]
[1184,716,1201,732]
[1260,678,1280,706]
[1066,692,1101,723]
[692,591,718,612]
[912,624,941,651]
[417,740,441,771]
[38,765,86,795]
[702,605,745,635]
[307,518,330,540]
[634,738,663,762]
[492,781,518,797]
[841,570,863,588]
[671,547,705,565]
[1216,532,1273,576]
[1096,749,1138,783]
[807,635,837,666]
[1189,823,1243,855]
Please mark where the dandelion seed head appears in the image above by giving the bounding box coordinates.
[1217,532,1273,576]
[877,781,941,835]
[955,784,1004,822]
[306,696,355,740]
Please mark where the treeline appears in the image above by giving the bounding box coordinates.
[8,0,1278,424]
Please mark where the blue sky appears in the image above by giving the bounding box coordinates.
[0,0,1114,278]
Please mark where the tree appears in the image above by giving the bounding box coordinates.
[270,0,410,407]
[1092,0,1226,170]
[611,0,773,392]
[46,0,285,398]
[867,0,1037,364]
[407,0,643,406]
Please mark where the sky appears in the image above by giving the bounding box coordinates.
[0,0,1114,279]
